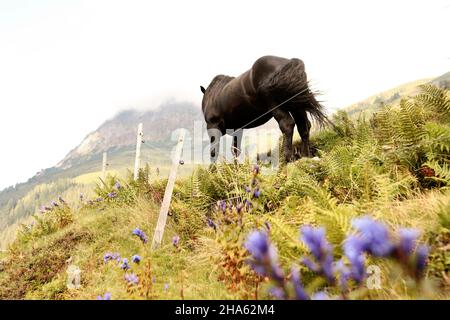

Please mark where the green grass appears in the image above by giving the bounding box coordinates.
[0,85,449,300]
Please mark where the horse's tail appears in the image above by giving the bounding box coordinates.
[257,58,331,127]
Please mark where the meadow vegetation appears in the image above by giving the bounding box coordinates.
[0,85,448,300]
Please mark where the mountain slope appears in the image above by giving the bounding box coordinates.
[57,101,203,170]
[344,71,450,118]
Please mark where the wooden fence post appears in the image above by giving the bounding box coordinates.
[102,152,108,180]
[134,123,144,181]
[151,129,186,249]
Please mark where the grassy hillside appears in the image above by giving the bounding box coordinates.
[0,85,448,300]
[344,72,450,119]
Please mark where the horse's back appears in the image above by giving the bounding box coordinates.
[251,55,291,88]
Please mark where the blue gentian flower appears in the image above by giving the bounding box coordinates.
[172,235,180,248]
[397,228,420,256]
[245,230,284,282]
[245,231,270,261]
[132,228,148,244]
[51,201,58,207]
[414,245,429,278]
[107,192,117,199]
[311,291,329,300]
[124,273,139,285]
[120,258,130,270]
[291,266,309,300]
[343,235,366,283]
[207,218,217,230]
[131,255,141,264]
[335,259,352,290]
[114,181,122,189]
[252,188,261,198]
[217,200,227,213]
[300,226,331,261]
[352,216,394,257]
[269,287,286,299]
[97,292,111,300]
[300,226,335,283]
[96,197,103,202]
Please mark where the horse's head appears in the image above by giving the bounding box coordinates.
[200,75,233,161]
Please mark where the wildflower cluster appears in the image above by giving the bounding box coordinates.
[245,216,430,300]
[96,292,112,300]
[132,228,148,244]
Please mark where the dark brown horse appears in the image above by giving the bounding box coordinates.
[200,55,329,162]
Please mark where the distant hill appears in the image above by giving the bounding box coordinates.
[0,101,203,248]
[57,101,204,170]
[344,71,450,118]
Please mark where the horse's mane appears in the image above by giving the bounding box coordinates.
[203,75,234,113]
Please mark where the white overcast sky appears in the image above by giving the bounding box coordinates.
[0,0,449,189]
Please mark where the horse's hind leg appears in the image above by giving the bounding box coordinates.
[272,108,295,162]
[290,108,311,157]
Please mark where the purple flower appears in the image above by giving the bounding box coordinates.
[252,164,260,175]
[120,258,130,270]
[300,226,331,261]
[397,228,420,256]
[217,200,227,213]
[206,218,217,230]
[244,198,252,209]
[124,273,139,285]
[301,257,320,273]
[343,236,366,284]
[245,231,270,261]
[335,259,352,290]
[269,287,286,299]
[96,292,111,300]
[172,235,180,248]
[80,193,84,201]
[311,291,329,300]
[132,228,148,244]
[107,192,117,199]
[300,226,335,283]
[131,255,141,264]
[414,245,429,278]
[245,186,251,193]
[114,181,122,189]
[252,188,261,198]
[352,216,394,257]
[291,266,309,300]
[96,197,103,202]
[244,230,284,282]
[51,201,58,207]
[103,252,121,263]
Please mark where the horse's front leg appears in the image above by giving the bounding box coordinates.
[208,128,222,163]
[231,129,243,158]
[272,108,295,162]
